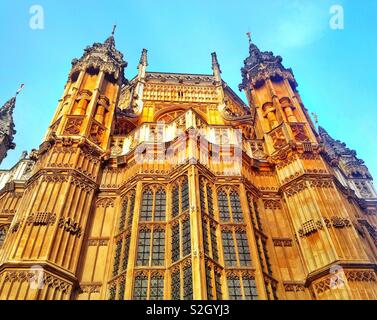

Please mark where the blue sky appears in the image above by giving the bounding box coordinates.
[0,0,376,179]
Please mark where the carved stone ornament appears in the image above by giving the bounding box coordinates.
[239,41,297,90]
[26,212,56,226]
[64,117,83,135]
[70,35,127,81]
[298,219,323,237]
[58,217,82,237]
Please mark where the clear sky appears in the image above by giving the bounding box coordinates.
[0,0,376,179]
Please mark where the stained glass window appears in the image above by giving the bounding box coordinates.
[172,186,179,218]
[243,277,258,300]
[171,224,180,263]
[227,276,242,300]
[140,189,153,221]
[218,191,230,222]
[221,231,237,267]
[182,219,191,257]
[152,229,165,266]
[230,191,243,222]
[127,193,135,227]
[236,231,251,266]
[121,235,131,271]
[183,266,193,300]
[155,190,166,221]
[150,275,164,300]
[109,284,116,300]
[206,267,214,300]
[181,178,190,212]
[207,185,214,217]
[171,271,181,300]
[118,278,126,300]
[215,272,223,300]
[137,229,151,266]
[113,239,122,276]
[119,198,128,231]
[133,275,148,300]
[202,220,210,256]
[210,226,219,262]
[200,180,206,215]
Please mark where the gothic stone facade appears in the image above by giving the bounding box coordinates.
[0,34,376,300]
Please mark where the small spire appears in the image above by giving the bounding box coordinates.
[112,24,117,36]
[139,49,148,66]
[211,52,222,79]
[246,31,252,44]
[15,84,25,97]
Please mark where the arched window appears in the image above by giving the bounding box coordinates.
[230,192,243,222]
[140,187,166,222]
[172,185,179,218]
[181,178,189,212]
[182,218,191,257]
[132,272,165,300]
[140,189,153,221]
[221,228,252,268]
[183,265,193,300]
[170,176,190,218]
[155,190,166,221]
[114,190,136,278]
[136,226,166,267]
[217,189,245,223]
[221,230,237,267]
[119,198,129,231]
[218,191,230,222]
[171,270,181,300]
[136,229,151,266]
[199,177,215,218]
[171,223,180,263]
[150,274,164,300]
[133,274,148,300]
[226,273,258,300]
[152,228,165,266]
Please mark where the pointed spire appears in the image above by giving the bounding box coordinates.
[246,31,252,45]
[318,126,328,136]
[0,85,23,158]
[211,52,222,81]
[104,25,117,48]
[239,31,297,91]
[139,49,148,67]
